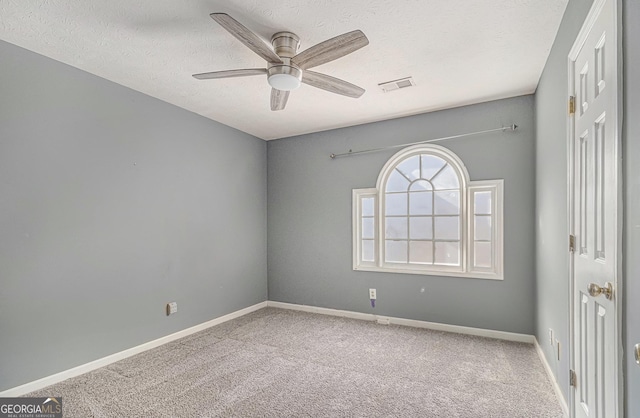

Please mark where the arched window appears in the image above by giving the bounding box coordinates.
[353,144,503,280]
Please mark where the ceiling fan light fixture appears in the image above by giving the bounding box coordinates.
[267,65,302,91]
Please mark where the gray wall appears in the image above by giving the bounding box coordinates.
[0,40,267,391]
[268,95,535,334]
[623,0,640,415]
[533,0,594,400]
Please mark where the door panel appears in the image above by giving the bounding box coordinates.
[571,0,618,417]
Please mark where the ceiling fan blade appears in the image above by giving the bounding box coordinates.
[210,13,282,64]
[192,68,267,80]
[302,71,365,98]
[292,30,369,70]
[270,88,289,111]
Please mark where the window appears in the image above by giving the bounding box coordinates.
[353,144,503,280]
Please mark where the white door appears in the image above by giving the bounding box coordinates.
[570,0,620,417]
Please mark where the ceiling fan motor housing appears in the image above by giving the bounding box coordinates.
[271,32,300,58]
[268,32,303,90]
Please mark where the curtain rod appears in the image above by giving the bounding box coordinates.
[329,124,518,159]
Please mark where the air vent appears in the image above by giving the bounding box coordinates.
[378,77,415,93]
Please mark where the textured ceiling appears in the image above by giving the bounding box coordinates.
[0,0,568,140]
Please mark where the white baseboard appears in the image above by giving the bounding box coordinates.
[0,301,268,397]
[266,301,534,343]
[534,338,569,418]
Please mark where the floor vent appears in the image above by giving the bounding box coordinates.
[378,76,415,93]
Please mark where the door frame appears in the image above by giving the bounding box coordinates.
[566,0,623,417]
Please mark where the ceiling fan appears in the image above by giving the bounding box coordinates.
[192,13,369,111]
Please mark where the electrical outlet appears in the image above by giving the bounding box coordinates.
[166,302,178,316]
[549,329,554,346]
[369,289,377,299]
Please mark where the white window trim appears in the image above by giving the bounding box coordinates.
[467,180,504,279]
[352,188,378,270]
[353,144,504,281]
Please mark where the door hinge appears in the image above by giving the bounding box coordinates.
[569,96,576,115]
[570,369,577,387]
[569,234,576,253]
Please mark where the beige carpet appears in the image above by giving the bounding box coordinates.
[27,307,563,417]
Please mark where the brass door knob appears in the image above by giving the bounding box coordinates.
[587,282,613,300]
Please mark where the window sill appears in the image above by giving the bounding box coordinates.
[353,265,503,281]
